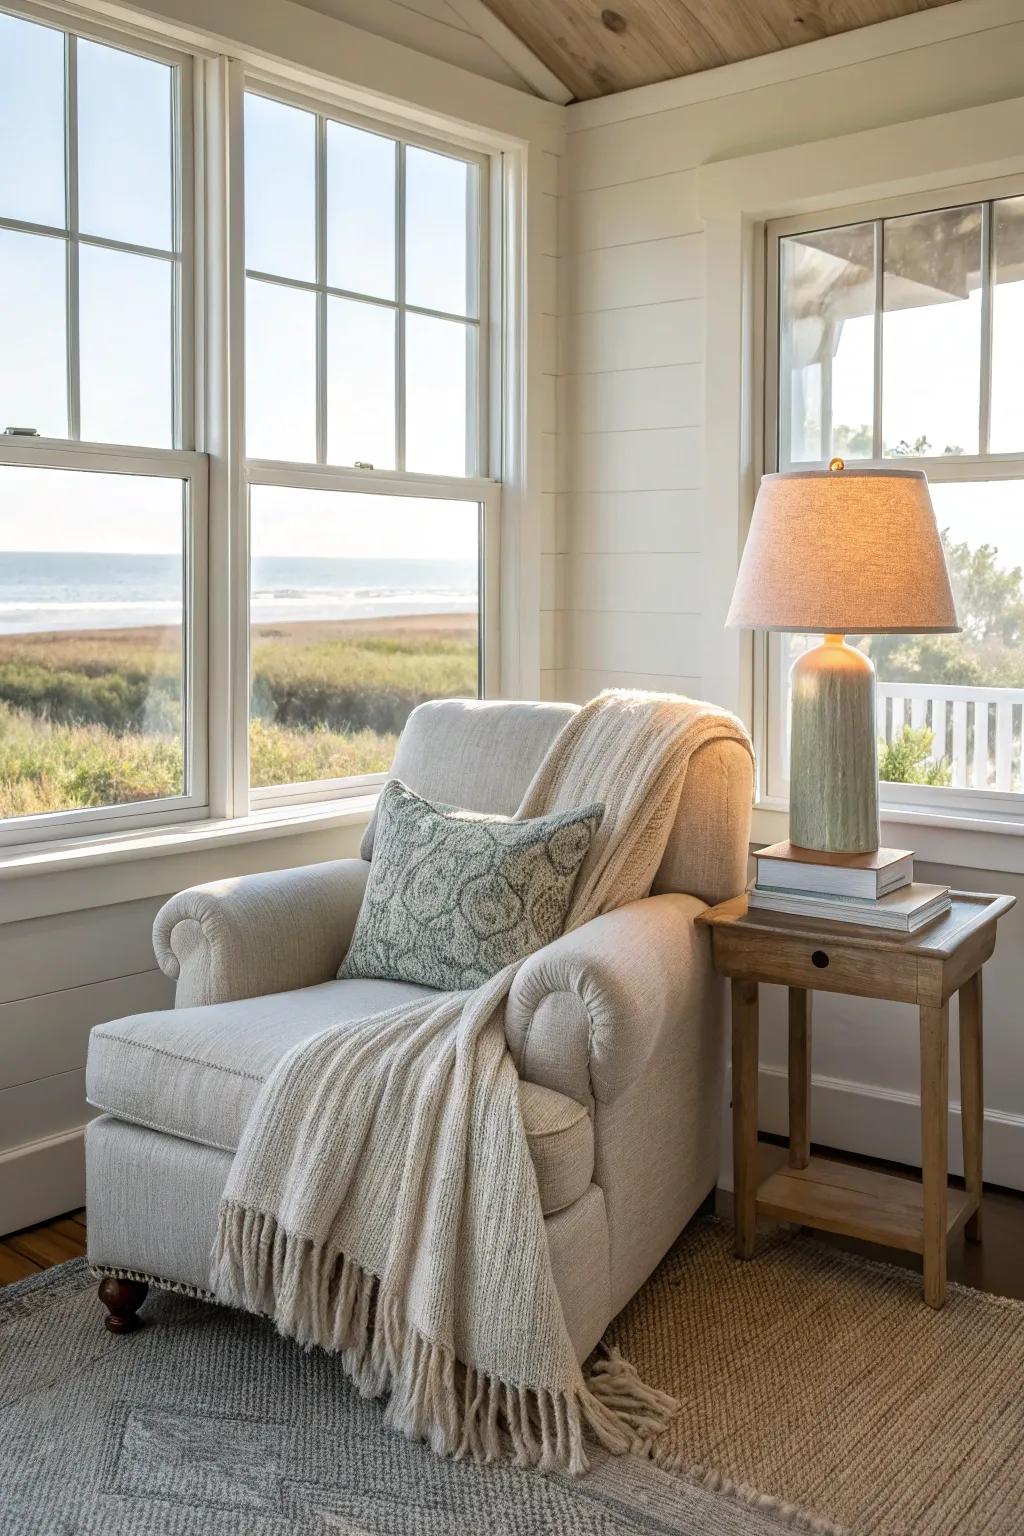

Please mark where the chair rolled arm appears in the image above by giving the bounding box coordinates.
[153,857,370,1008]
[504,893,713,1106]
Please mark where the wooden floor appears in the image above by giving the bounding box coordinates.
[0,1208,87,1284]
[4,1147,1024,1303]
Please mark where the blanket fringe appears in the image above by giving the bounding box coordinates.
[212,1203,677,1477]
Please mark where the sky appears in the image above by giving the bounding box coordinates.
[0,12,479,563]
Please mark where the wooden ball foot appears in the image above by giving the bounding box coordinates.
[98,1276,149,1334]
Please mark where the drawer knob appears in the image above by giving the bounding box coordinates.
[811,950,830,969]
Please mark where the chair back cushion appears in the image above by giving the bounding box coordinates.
[360,699,575,859]
[362,696,752,907]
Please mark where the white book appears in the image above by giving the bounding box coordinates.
[748,882,951,934]
[754,841,913,900]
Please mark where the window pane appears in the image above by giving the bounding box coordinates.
[244,94,315,282]
[78,39,173,251]
[326,121,395,300]
[246,279,317,462]
[249,486,479,788]
[0,229,68,438]
[80,245,172,448]
[991,197,1024,454]
[405,146,477,318]
[883,206,982,457]
[0,13,65,228]
[405,313,475,476]
[327,298,395,469]
[778,224,875,466]
[0,466,185,821]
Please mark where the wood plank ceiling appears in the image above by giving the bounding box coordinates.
[477,0,960,99]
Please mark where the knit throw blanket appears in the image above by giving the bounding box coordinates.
[211,691,753,1474]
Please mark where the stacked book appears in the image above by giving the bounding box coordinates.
[749,842,951,933]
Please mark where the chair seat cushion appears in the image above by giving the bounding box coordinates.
[86,979,593,1216]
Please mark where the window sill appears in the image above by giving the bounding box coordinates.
[750,800,1024,878]
[0,794,378,926]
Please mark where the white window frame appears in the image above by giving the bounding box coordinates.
[0,4,208,849]
[238,73,501,813]
[0,10,515,850]
[761,171,1024,826]
[243,81,490,478]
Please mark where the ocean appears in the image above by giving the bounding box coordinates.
[0,551,478,635]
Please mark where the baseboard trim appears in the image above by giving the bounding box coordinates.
[0,1125,86,1236]
[753,1065,1024,1193]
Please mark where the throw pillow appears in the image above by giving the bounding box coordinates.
[339,779,604,991]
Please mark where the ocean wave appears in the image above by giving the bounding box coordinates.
[251,586,474,603]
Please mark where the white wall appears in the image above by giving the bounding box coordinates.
[560,2,1024,1188]
[0,0,564,1235]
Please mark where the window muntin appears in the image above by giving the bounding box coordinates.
[0,13,183,450]
[243,89,485,476]
[248,486,480,791]
[769,190,1024,812]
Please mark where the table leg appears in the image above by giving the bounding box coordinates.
[959,970,984,1244]
[788,988,812,1170]
[919,1001,949,1309]
[732,979,759,1260]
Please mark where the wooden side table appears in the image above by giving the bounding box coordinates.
[698,891,1014,1308]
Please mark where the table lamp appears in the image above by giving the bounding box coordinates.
[727,459,959,855]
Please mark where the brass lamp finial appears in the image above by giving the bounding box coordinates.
[828,456,845,472]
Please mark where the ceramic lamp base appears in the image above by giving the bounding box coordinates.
[789,634,880,854]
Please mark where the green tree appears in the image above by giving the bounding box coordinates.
[878,725,951,786]
[832,423,873,457]
[868,530,1024,687]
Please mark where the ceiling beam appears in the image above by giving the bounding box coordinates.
[444,0,574,102]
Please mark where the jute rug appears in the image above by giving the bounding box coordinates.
[0,1256,797,1536]
[609,1218,1024,1536]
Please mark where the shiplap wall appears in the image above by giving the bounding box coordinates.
[552,149,705,700]
[538,147,563,702]
[558,9,1024,1189]
[556,7,1024,706]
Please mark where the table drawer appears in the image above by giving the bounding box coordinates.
[711,927,920,1002]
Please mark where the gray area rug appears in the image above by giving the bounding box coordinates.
[1,1259,796,1536]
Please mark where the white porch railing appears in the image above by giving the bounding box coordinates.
[877,681,1024,792]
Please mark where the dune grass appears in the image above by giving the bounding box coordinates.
[0,619,477,818]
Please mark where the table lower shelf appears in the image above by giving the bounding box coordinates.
[756,1155,978,1254]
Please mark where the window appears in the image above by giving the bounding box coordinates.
[0,11,203,844]
[767,189,1024,815]
[0,12,505,848]
[242,90,493,807]
[243,91,485,477]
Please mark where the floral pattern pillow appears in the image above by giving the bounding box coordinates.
[339,779,604,992]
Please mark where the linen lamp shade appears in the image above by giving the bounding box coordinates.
[727,468,958,636]
[727,465,958,853]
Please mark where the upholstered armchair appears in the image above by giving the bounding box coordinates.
[85,699,753,1348]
